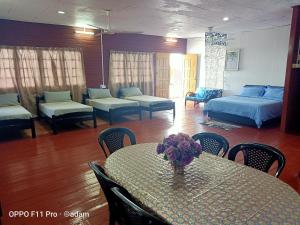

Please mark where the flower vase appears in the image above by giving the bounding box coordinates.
[172,164,184,175]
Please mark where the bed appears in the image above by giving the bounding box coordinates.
[36,91,96,134]
[119,87,175,119]
[0,93,36,138]
[83,88,141,125]
[204,85,284,128]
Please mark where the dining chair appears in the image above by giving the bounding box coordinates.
[228,143,286,177]
[111,187,171,225]
[98,127,137,158]
[88,161,123,225]
[192,132,229,157]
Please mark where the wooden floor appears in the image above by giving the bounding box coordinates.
[0,100,299,225]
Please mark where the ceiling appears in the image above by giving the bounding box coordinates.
[0,0,299,38]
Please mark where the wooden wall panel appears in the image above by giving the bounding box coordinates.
[0,19,187,88]
[281,6,300,132]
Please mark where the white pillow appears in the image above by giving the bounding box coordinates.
[44,91,71,103]
[0,93,19,106]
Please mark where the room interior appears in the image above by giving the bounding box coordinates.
[0,0,300,224]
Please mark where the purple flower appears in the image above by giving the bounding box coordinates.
[165,146,177,161]
[158,133,202,166]
[156,144,165,154]
[178,140,191,152]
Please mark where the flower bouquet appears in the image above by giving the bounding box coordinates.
[157,133,202,174]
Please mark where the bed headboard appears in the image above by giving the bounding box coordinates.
[243,85,284,89]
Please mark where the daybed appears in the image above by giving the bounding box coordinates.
[119,87,175,119]
[83,88,141,125]
[185,88,223,107]
[36,91,96,134]
[204,85,284,128]
[0,93,36,138]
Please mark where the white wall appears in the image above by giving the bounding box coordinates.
[224,26,290,95]
[186,36,205,87]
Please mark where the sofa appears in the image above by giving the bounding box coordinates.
[185,88,223,107]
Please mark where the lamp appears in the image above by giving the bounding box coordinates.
[75,27,94,35]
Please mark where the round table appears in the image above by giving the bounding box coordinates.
[105,143,300,225]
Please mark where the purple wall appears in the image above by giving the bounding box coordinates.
[0,19,187,87]
[102,34,187,85]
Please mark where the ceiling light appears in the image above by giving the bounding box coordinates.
[223,17,229,21]
[57,10,65,14]
[165,37,178,43]
[75,27,94,35]
[173,28,179,31]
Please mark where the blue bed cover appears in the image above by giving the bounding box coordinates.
[204,96,282,128]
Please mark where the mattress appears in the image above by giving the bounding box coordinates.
[87,98,139,112]
[204,96,282,128]
[0,105,32,121]
[124,95,172,107]
[39,101,93,118]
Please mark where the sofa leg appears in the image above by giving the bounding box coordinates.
[30,118,36,138]
[51,117,57,135]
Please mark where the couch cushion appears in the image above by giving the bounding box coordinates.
[0,93,19,106]
[88,88,112,99]
[44,91,71,103]
[119,87,143,97]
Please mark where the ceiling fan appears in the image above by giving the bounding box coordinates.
[89,9,143,87]
[88,9,143,36]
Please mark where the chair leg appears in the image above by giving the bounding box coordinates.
[30,118,36,138]
[109,213,115,225]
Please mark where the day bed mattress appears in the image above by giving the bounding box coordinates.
[0,105,32,121]
[87,98,139,112]
[204,96,282,128]
[124,95,172,107]
[39,101,93,118]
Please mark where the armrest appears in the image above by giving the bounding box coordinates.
[185,92,196,97]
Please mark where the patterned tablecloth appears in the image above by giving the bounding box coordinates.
[105,143,300,225]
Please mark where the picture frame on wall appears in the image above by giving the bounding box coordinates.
[225,49,240,71]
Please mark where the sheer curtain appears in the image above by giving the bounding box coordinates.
[155,53,170,98]
[0,46,86,112]
[109,51,154,96]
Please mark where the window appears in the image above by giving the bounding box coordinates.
[17,48,41,87]
[0,48,15,89]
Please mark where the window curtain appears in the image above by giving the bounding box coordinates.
[155,53,170,98]
[109,51,154,96]
[0,46,86,112]
[205,45,226,89]
[184,54,198,93]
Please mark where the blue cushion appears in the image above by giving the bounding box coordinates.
[239,86,265,97]
[263,86,284,101]
[196,88,206,98]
